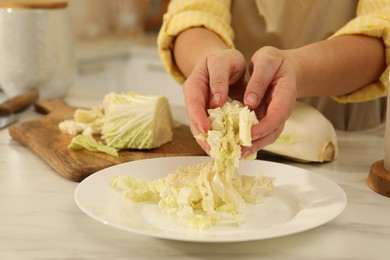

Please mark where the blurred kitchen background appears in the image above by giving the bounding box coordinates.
[62,0,186,107]
[68,0,168,39]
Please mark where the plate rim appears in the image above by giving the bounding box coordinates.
[74,156,347,243]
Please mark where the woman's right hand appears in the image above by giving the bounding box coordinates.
[182,48,247,153]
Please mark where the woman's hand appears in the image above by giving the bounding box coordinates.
[241,34,386,155]
[183,46,298,156]
[241,46,298,156]
[182,48,247,153]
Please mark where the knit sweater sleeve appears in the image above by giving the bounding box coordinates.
[330,0,390,103]
[157,0,234,84]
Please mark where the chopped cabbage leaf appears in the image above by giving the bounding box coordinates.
[59,107,104,135]
[59,120,92,135]
[69,134,118,156]
[112,160,274,229]
[197,99,259,172]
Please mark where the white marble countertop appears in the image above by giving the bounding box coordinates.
[1,84,390,259]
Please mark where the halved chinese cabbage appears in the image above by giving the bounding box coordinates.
[101,93,173,149]
[59,92,174,154]
[263,102,338,162]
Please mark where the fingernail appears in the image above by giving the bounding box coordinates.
[242,148,250,157]
[246,93,258,107]
[252,135,260,141]
[198,123,206,134]
[198,140,210,155]
[210,93,221,107]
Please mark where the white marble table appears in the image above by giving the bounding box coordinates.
[1,86,390,260]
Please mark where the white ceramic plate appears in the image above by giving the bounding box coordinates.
[74,156,347,243]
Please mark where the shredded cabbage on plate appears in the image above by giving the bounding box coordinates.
[112,100,275,229]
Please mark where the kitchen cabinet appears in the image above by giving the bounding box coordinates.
[75,43,184,107]
[76,53,129,94]
[125,46,184,107]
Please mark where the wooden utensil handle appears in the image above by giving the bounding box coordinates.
[0,89,39,116]
[0,1,68,9]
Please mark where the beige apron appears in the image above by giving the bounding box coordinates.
[231,0,386,131]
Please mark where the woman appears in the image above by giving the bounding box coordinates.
[158,0,389,155]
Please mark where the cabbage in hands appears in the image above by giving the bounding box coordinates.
[59,92,174,154]
[112,99,274,229]
[197,99,259,172]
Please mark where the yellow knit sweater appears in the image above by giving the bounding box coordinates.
[158,0,390,103]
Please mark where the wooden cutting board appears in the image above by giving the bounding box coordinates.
[8,99,206,182]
